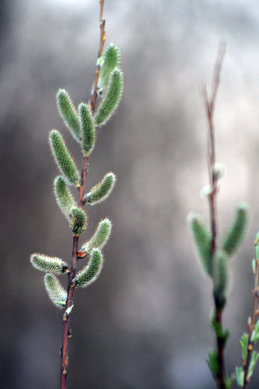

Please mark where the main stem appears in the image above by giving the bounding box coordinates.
[207,102,226,389]
[60,1,106,388]
[60,235,79,388]
[204,42,226,389]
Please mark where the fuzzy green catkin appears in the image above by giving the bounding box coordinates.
[81,218,112,254]
[44,273,67,308]
[86,172,116,205]
[78,103,95,156]
[188,213,212,276]
[76,248,103,287]
[213,249,229,306]
[95,68,123,126]
[49,130,80,186]
[222,202,249,256]
[56,89,81,142]
[70,207,87,235]
[31,254,68,274]
[98,43,121,91]
[54,176,76,220]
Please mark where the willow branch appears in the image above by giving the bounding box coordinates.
[60,2,106,388]
[203,41,226,389]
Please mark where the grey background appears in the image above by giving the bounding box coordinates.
[1,0,259,388]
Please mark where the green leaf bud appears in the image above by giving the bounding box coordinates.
[207,350,220,376]
[70,207,87,235]
[213,249,229,307]
[236,366,244,387]
[240,333,249,362]
[49,130,80,186]
[76,248,103,288]
[64,304,74,317]
[222,202,249,256]
[56,89,81,142]
[98,43,121,92]
[54,176,76,220]
[86,172,116,205]
[210,312,229,347]
[248,351,259,380]
[78,102,95,156]
[225,374,236,389]
[31,253,68,274]
[95,68,123,126]
[44,273,67,309]
[213,163,226,181]
[251,321,259,343]
[80,218,112,255]
[200,184,213,199]
[188,213,212,276]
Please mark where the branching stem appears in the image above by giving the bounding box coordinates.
[60,1,106,388]
[203,41,226,389]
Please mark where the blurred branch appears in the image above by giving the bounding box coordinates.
[202,41,227,389]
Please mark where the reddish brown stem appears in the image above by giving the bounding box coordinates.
[60,1,106,388]
[60,235,79,388]
[78,156,89,208]
[203,42,226,389]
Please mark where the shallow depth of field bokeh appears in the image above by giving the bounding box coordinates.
[2,1,259,388]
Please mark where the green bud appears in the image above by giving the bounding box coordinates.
[56,89,81,142]
[207,350,220,376]
[236,366,244,387]
[251,321,259,343]
[188,213,212,276]
[213,163,226,181]
[54,176,76,220]
[80,218,112,254]
[31,253,68,274]
[200,185,213,199]
[44,273,67,309]
[76,248,103,287]
[247,351,259,381]
[95,68,123,126]
[213,249,229,307]
[210,312,229,347]
[49,130,80,186]
[225,374,236,389]
[240,333,249,362]
[70,207,87,235]
[98,43,121,92]
[222,202,249,256]
[86,172,116,205]
[78,102,95,156]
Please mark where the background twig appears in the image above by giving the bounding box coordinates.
[203,41,226,389]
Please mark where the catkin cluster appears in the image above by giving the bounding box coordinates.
[30,43,123,308]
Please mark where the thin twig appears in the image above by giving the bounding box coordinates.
[91,0,106,112]
[203,42,226,389]
[60,2,106,388]
[242,245,259,388]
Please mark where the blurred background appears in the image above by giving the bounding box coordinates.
[2,0,259,388]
